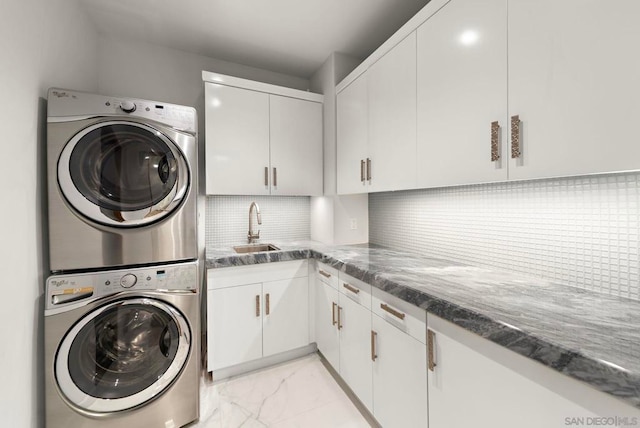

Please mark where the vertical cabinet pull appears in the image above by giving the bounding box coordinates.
[332,302,337,326]
[264,167,269,186]
[337,306,343,330]
[265,293,270,315]
[490,121,500,162]
[427,329,437,371]
[255,295,260,317]
[366,158,372,182]
[360,159,365,182]
[371,330,378,361]
[511,115,521,159]
[273,167,278,187]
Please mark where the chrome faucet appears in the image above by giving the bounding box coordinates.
[248,202,262,243]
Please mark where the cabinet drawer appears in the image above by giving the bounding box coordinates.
[207,260,308,290]
[372,287,426,345]
[315,261,339,289]
[338,272,372,310]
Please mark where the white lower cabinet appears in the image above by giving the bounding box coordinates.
[338,286,373,411]
[427,314,640,428]
[314,265,428,426]
[314,276,341,370]
[208,283,263,370]
[207,261,309,372]
[263,277,309,357]
[372,307,428,428]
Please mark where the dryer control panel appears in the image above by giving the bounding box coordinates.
[45,261,198,311]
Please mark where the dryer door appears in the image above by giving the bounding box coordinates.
[57,120,191,227]
[55,298,191,413]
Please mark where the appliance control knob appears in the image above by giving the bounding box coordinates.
[120,100,137,113]
[120,273,137,288]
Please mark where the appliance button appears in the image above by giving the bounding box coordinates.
[146,276,151,281]
[120,100,137,113]
[120,273,137,288]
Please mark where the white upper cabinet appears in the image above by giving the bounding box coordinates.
[507,0,640,180]
[270,95,323,196]
[337,0,640,192]
[204,72,323,196]
[417,0,508,187]
[336,33,417,195]
[205,83,270,195]
[336,73,369,195]
[368,32,417,192]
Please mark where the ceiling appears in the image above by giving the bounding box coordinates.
[79,0,430,78]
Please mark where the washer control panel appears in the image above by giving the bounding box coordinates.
[48,88,197,133]
[45,261,198,310]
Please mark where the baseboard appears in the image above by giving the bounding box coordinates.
[317,351,381,428]
[210,343,318,382]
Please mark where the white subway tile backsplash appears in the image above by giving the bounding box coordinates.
[369,173,640,301]
[205,196,310,255]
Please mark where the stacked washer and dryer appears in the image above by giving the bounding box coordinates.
[44,89,200,428]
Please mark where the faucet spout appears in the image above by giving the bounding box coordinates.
[248,202,261,243]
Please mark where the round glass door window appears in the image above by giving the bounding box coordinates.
[57,121,190,227]
[55,298,191,413]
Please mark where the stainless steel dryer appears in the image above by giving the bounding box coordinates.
[45,261,199,428]
[47,88,197,272]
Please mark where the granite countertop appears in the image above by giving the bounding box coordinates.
[206,241,640,408]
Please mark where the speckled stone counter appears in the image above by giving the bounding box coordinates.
[206,241,640,408]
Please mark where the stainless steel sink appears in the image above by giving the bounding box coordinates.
[233,243,280,254]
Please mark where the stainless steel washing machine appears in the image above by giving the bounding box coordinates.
[47,88,198,272]
[45,261,199,428]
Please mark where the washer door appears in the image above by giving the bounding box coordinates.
[57,120,190,227]
[55,298,191,413]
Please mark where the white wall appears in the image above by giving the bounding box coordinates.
[0,0,99,426]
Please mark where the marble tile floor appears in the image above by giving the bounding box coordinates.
[189,353,371,428]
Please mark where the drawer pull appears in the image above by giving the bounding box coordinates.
[428,329,437,371]
[318,269,331,278]
[371,330,378,361]
[337,305,343,330]
[342,283,360,294]
[255,295,260,317]
[332,302,337,326]
[265,293,270,315]
[380,303,405,320]
[490,120,500,162]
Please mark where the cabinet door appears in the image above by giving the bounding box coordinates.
[204,83,270,195]
[508,0,640,180]
[337,73,369,195]
[314,278,340,370]
[263,277,309,357]
[338,294,373,411]
[372,314,428,428]
[270,95,323,196]
[208,283,263,371]
[368,33,417,193]
[417,0,508,188]
[427,315,599,428]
